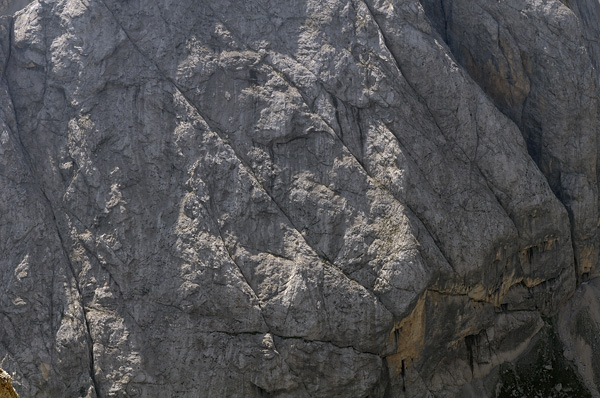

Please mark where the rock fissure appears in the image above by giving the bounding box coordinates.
[1,15,12,76]
[259,57,456,297]
[3,60,100,397]
[93,1,399,362]
[43,208,101,398]
[372,0,528,249]
[203,198,272,331]
[2,0,599,397]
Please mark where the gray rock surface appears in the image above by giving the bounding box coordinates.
[0,0,598,397]
[421,0,599,280]
[0,0,31,16]
[558,277,600,398]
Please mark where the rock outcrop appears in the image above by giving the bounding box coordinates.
[0,0,598,397]
[0,369,18,398]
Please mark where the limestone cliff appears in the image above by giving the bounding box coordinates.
[0,0,598,397]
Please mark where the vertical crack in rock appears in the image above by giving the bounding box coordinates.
[1,14,12,76]
[12,139,100,398]
[360,1,521,288]
[2,26,100,397]
[420,0,599,283]
[361,0,522,245]
[49,211,101,398]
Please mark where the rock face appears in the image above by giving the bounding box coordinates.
[0,0,598,397]
[0,0,31,16]
[0,368,18,398]
[558,278,600,397]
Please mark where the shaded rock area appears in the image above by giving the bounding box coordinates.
[558,277,600,397]
[0,0,31,16]
[0,0,598,397]
[494,318,592,398]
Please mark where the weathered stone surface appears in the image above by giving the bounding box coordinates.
[0,0,31,16]
[421,0,599,280]
[0,0,598,397]
[0,369,18,398]
[558,277,600,397]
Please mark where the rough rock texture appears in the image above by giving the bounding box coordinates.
[0,369,18,398]
[421,0,600,280]
[0,0,598,397]
[0,0,31,16]
[558,278,600,397]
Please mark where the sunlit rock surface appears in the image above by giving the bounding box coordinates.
[0,0,599,396]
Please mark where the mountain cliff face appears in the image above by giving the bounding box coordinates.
[0,0,599,397]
